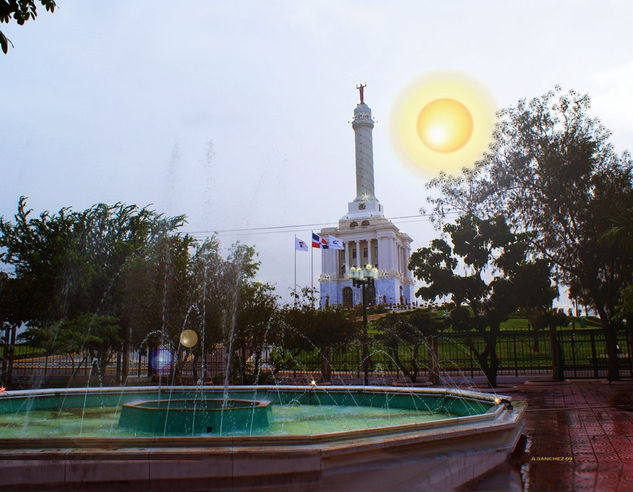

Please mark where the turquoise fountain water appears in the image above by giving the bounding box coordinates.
[0,386,488,438]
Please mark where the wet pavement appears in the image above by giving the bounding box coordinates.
[469,380,633,491]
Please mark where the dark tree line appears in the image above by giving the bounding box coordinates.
[0,198,262,384]
[0,199,357,386]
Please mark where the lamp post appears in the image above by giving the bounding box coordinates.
[348,264,378,385]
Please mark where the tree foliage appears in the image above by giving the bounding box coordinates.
[0,0,56,53]
[282,287,358,382]
[409,214,554,387]
[427,87,633,380]
[0,198,271,386]
[26,313,122,385]
[0,197,186,328]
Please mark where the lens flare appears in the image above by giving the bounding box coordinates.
[179,329,198,348]
[151,346,173,372]
[391,71,496,175]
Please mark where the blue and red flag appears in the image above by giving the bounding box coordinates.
[312,232,329,249]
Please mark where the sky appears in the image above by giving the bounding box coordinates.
[2,1,633,305]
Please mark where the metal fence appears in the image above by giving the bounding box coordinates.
[2,328,632,387]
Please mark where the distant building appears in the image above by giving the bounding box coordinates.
[319,88,414,307]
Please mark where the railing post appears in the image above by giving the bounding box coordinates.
[469,337,474,379]
[626,329,633,378]
[570,332,577,378]
[590,331,598,378]
[513,333,518,377]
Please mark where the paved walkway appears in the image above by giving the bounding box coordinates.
[472,381,633,491]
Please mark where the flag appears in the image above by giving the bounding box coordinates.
[328,235,344,250]
[312,232,329,249]
[295,237,308,251]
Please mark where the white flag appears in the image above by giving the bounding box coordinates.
[295,237,308,251]
[328,235,344,250]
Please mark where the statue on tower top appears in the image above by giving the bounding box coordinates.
[356,83,366,104]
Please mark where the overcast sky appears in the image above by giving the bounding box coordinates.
[2,1,632,304]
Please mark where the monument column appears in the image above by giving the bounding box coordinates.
[352,84,375,201]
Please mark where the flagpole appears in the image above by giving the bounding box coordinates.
[310,230,314,297]
[294,234,297,303]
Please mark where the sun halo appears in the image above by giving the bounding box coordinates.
[391,73,496,175]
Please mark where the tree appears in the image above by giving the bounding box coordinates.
[409,214,553,387]
[233,282,281,384]
[0,0,56,53]
[0,197,187,327]
[26,313,122,386]
[120,231,196,380]
[427,87,633,380]
[0,197,189,384]
[283,287,358,382]
[0,272,25,386]
[376,309,447,384]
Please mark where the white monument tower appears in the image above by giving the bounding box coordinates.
[319,85,414,307]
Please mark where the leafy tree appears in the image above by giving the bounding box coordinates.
[0,272,24,385]
[0,198,84,325]
[213,242,261,385]
[26,313,122,386]
[0,197,186,326]
[120,232,196,380]
[283,287,358,382]
[514,260,559,351]
[602,213,633,352]
[0,0,56,53]
[410,214,553,387]
[376,309,447,384]
[0,197,188,384]
[427,87,633,380]
[0,197,271,386]
[232,281,281,384]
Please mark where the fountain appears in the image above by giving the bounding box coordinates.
[118,397,272,435]
[0,236,526,489]
[0,384,525,490]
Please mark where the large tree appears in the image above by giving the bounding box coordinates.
[409,214,554,387]
[427,87,633,380]
[0,197,189,384]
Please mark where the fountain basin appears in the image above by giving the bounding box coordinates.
[0,385,525,490]
[118,398,272,435]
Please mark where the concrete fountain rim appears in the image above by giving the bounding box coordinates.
[2,384,513,402]
[122,397,272,411]
[0,385,522,450]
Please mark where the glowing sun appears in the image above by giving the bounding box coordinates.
[392,72,496,175]
[417,98,473,153]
